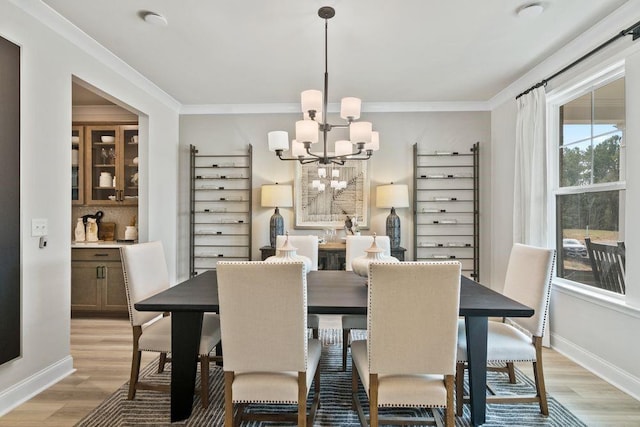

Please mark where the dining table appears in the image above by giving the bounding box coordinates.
[135,269,533,426]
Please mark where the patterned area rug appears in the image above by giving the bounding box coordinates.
[76,329,585,426]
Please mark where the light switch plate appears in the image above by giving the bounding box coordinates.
[31,218,48,237]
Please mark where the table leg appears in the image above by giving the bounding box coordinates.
[171,311,203,422]
[465,316,488,426]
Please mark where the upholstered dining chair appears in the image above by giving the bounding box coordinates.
[351,261,461,427]
[217,261,321,427]
[120,241,222,408]
[343,234,391,371]
[455,243,555,416]
[276,234,320,339]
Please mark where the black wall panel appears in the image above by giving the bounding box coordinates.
[0,36,21,365]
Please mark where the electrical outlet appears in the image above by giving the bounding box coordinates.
[31,218,48,237]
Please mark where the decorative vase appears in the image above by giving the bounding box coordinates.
[351,234,399,278]
[264,232,312,274]
[74,218,85,242]
[124,226,137,241]
[86,218,99,242]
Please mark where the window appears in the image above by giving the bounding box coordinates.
[553,74,626,294]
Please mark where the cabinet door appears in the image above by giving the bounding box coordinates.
[84,125,138,205]
[72,126,84,205]
[71,262,101,312]
[119,125,139,205]
[102,261,128,312]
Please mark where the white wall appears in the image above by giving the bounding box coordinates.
[489,2,640,399]
[178,111,491,280]
[0,1,180,415]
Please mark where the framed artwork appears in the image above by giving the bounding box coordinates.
[295,160,369,229]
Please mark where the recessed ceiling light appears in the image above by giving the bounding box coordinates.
[517,3,544,18]
[143,11,168,26]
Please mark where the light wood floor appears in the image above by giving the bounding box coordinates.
[1,316,639,426]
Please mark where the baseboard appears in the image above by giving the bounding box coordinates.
[0,356,75,417]
[551,333,640,401]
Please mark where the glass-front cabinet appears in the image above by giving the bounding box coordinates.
[84,125,138,205]
[72,125,84,205]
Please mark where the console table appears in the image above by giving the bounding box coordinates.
[260,242,406,270]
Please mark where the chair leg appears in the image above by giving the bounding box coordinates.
[224,371,234,427]
[312,328,319,339]
[455,361,465,416]
[533,338,549,415]
[507,362,516,383]
[158,352,167,373]
[342,329,350,371]
[200,355,210,408]
[370,373,379,427]
[351,360,358,410]
[298,372,307,427]
[445,374,454,427]
[128,350,142,400]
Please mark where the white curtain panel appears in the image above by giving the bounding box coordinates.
[514,86,547,247]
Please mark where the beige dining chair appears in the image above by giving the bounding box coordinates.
[276,234,320,339]
[352,261,461,427]
[120,241,222,408]
[217,261,321,427]
[343,234,391,371]
[455,243,555,415]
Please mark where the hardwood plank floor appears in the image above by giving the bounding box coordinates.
[0,316,639,426]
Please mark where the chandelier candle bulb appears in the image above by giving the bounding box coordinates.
[350,121,373,144]
[291,140,306,157]
[335,140,352,157]
[296,120,319,144]
[301,90,323,118]
[268,131,289,151]
[340,97,361,120]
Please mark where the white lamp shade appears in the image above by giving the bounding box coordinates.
[340,97,361,120]
[312,179,321,189]
[291,139,306,157]
[376,184,409,208]
[317,168,327,178]
[330,180,339,188]
[331,169,340,178]
[261,184,293,208]
[268,131,289,152]
[296,120,319,144]
[350,121,372,144]
[301,90,323,115]
[334,140,352,157]
[365,131,380,151]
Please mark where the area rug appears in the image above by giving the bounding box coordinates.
[76,329,585,426]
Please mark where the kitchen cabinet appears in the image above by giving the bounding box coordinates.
[413,142,479,280]
[71,248,128,316]
[84,125,138,205]
[72,126,84,205]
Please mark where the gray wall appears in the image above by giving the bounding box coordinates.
[178,111,491,280]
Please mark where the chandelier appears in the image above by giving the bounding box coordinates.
[267,6,379,166]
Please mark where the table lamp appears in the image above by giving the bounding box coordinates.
[376,183,409,248]
[261,183,293,247]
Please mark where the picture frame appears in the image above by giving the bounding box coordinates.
[294,160,369,229]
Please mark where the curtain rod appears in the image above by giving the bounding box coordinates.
[515,19,640,100]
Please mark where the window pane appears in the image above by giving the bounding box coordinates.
[559,140,592,187]
[592,132,622,184]
[593,78,625,134]
[556,190,625,294]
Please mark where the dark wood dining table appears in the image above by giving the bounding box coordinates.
[135,269,533,426]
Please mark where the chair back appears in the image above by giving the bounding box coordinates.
[368,261,461,376]
[120,241,170,327]
[217,261,308,372]
[503,244,556,338]
[345,235,391,271]
[276,235,319,271]
[585,237,626,294]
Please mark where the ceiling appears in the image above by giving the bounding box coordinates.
[44,0,630,107]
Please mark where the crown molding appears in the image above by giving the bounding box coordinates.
[179,101,490,115]
[489,1,640,109]
[11,0,181,112]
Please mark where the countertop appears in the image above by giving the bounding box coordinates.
[72,241,137,248]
